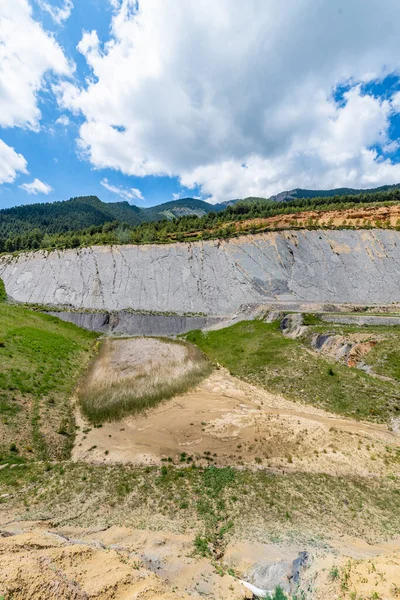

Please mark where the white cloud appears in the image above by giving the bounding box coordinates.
[0,0,72,131]
[0,139,28,185]
[37,0,73,24]
[20,178,53,195]
[100,178,144,202]
[56,0,400,201]
[56,115,70,126]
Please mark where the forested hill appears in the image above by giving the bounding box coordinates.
[269,183,400,203]
[0,195,225,242]
[3,185,400,245]
[2,186,400,253]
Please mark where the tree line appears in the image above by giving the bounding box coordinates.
[1,189,400,254]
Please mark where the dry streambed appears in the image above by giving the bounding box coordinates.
[74,339,400,479]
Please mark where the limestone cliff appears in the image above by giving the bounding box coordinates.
[1,229,399,314]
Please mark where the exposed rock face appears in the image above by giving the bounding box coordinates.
[280,313,308,338]
[1,229,400,315]
[46,311,224,336]
[311,332,378,368]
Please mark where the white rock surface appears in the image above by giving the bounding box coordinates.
[1,230,400,315]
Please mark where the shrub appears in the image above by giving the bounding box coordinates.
[194,534,211,557]
[329,566,339,580]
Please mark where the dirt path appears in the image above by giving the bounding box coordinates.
[73,368,400,478]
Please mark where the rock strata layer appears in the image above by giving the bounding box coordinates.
[1,230,400,314]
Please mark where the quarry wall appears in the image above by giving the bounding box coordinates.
[1,230,400,315]
[46,310,225,336]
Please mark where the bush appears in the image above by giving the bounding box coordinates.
[194,534,211,557]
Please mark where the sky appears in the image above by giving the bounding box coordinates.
[2,1,400,209]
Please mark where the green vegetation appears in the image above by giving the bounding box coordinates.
[186,320,400,422]
[1,462,399,544]
[0,195,222,252]
[0,277,6,302]
[78,337,212,423]
[0,303,96,460]
[367,336,400,381]
[270,587,288,600]
[2,188,400,253]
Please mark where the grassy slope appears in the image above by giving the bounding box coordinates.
[0,304,97,462]
[186,320,400,422]
[0,307,399,562]
[0,462,399,548]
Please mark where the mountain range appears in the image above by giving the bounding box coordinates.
[269,183,400,202]
[1,183,400,241]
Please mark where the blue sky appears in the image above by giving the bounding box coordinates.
[2,0,400,210]
[0,0,198,209]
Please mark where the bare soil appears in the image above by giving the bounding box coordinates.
[3,336,400,599]
[74,367,400,478]
[233,203,400,233]
[1,522,399,600]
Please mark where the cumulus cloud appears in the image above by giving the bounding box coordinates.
[56,115,70,126]
[0,139,28,185]
[56,0,400,201]
[37,0,74,24]
[0,0,72,131]
[20,178,53,195]
[100,178,144,202]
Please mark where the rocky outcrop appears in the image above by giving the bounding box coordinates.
[1,229,400,315]
[46,310,224,336]
[311,332,379,368]
[280,313,308,338]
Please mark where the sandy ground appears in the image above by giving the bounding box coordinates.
[3,340,400,599]
[1,522,399,600]
[74,367,400,478]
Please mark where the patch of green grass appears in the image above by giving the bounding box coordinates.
[366,336,400,381]
[301,313,322,326]
[186,320,400,422]
[194,534,211,556]
[0,393,21,417]
[0,277,6,302]
[0,304,97,459]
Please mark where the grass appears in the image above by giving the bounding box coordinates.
[309,321,400,381]
[270,588,288,600]
[78,337,212,423]
[0,303,97,460]
[0,277,6,302]
[186,320,400,422]
[1,461,399,545]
